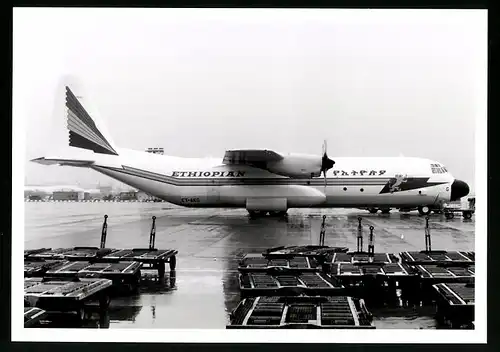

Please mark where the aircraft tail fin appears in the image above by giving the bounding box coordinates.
[63,78,119,156]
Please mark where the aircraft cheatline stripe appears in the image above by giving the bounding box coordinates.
[92,165,391,187]
[122,165,392,184]
[120,165,392,186]
[123,165,391,184]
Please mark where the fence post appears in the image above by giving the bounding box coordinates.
[149,216,157,250]
[100,215,108,249]
[368,226,375,261]
[357,217,363,252]
[319,215,326,246]
[425,216,432,252]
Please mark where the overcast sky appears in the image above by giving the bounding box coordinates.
[14,8,486,192]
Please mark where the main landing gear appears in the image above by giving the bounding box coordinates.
[368,208,391,214]
[248,210,288,218]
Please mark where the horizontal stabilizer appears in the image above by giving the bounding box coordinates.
[31,157,95,167]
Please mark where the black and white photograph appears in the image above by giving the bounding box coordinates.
[12,7,486,343]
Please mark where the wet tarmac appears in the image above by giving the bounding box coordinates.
[24,202,475,329]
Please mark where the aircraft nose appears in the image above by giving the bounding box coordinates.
[450,179,470,201]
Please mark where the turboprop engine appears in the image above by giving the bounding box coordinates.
[266,141,335,185]
[266,154,325,178]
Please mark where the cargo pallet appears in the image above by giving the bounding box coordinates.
[396,217,475,303]
[263,245,349,260]
[239,269,345,297]
[239,253,320,273]
[24,258,66,277]
[400,251,474,266]
[325,251,400,265]
[410,264,475,284]
[237,216,474,307]
[336,262,419,303]
[404,263,474,305]
[24,246,115,261]
[318,221,415,302]
[228,214,477,329]
[433,282,475,328]
[44,261,142,292]
[227,295,374,329]
[24,277,113,322]
[24,215,178,280]
[260,217,350,261]
[24,307,47,327]
[323,218,400,267]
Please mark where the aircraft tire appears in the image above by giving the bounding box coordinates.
[270,211,287,217]
[368,208,378,214]
[418,206,431,216]
[463,211,472,220]
[248,210,266,218]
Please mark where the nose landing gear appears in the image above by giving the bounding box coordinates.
[418,205,432,216]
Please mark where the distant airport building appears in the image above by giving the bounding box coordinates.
[53,191,82,201]
[136,191,163,202]
[98,185,113,196]
[25,185,85,201]
[24,186,52,200]
[25,190,47,200]
[145,147,164,155]
[28,195,43,201]
[136,191,151,202]
[119,191,138,200]
[84,188,104,200]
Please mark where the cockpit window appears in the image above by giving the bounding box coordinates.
[431,163,447,174]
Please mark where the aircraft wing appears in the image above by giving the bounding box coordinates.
[222,149,284,169]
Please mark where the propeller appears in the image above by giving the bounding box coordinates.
[320,140,335,188]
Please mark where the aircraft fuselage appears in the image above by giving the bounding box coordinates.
[80,148,465,211]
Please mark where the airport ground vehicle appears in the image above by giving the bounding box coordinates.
[443,197,475,220]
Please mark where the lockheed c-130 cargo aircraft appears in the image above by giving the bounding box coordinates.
[32,79,470,218]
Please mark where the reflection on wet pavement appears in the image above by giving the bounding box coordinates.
[25,203,475,329]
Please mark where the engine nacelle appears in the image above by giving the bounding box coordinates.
[266,154,322,178]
